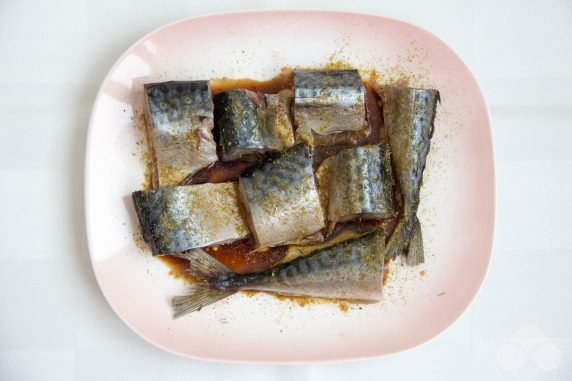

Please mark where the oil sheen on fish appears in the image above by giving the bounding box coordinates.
[172,229,385,318]
[144,81,218,187]
[214,89,295,161]
[293,69,366,135]
[380,85,440,265]
[325,144,395,223]
[238,142,325,248]
[132,183,250,256]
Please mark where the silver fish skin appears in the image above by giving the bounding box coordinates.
[294,69,366,135]
[238,142,325,248]
[380,85,440,264]
[214,89,267,161]
[214,89,295,161]
[144,81,218,187]
[326,144,395,223]
[172,229,385,318]
[132,183,250,256]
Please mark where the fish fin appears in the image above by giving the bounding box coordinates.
[386,219,406,260]
[173,248,235,281]
[406,218,424,266]
[171,250,239,318]
[172,283,237,319]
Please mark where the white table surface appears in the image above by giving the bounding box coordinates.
[1,0,571,379]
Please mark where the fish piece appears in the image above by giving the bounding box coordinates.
[214,89,267,161]
[295,84,381,149]
[279,219,383,264]
[214,89,296,161]
[264,89,295,150]
[132,183,250,255]
[144,81,218,187]
[238,142,325,248]
[293,69,366,135]
[379,85,440,264]
[327,144,395,222]
[172,229,385,318]
[300,85,384,166]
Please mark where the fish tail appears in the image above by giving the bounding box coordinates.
[172,284,237,319]
[171,249,239,318]
[386,219,406,260]
[405,217,424,266]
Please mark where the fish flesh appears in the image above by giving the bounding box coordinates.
[132,183,250,255]
[203,237,289,274]
[172,229,385,318]
[144,81,218,187]
[293,69,366,135]
[325,144,395,223]
[179,160,256,185]
[214,89,295,161]
[379,85,440,265]
[264,89,295,151]
[238,142,325,248]
[314,152,336,214]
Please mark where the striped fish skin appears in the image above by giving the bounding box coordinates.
[171,229,385,317]
[214,89,295,161]
[214,89,267,161]
[144,81,218,187]
[278,220,382,265]
[132,183,250,256]
[326,144,395,223]
[244,228,385,300]
[238,142,325,248]
[381,86,440,263]
[294,69,366,135]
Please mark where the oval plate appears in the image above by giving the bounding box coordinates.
[85,10,495,363]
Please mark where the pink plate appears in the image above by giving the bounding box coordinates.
[85,10,494,363]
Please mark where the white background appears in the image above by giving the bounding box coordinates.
[1,0,571,380]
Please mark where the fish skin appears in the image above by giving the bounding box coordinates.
[238,142,325,248]
[214,89,267,161]
[214,89,295,161]
[294,69,366,135]
[144,81,218,187]
[132,183,250,256]
[326,144,395,223]
[278,220,383,264]
[380,85,439,262]
[172,229,385,317]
